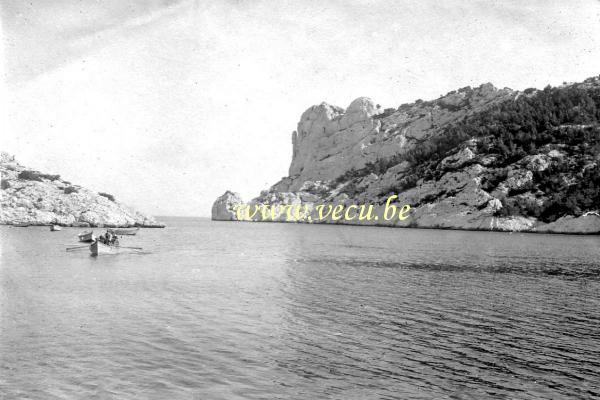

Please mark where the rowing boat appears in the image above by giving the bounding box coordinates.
[50,225,62,231]
[12,223,30,227]
[89,240,142,256]
[78,231,95,242]
[113,227,140,235]
[90,240,120,256]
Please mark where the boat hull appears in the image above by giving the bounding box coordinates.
[113,228,140,235]
[89,241,140,256]
[78,231,95,242]
[50,225,62,231]
[90,241,122,256]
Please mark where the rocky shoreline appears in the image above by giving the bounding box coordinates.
[212,191,600,234]
[0,152,164,228]
[212,77,600,235]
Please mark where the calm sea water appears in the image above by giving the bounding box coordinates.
[1,218,600,399]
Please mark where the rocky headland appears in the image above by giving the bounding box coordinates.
[213,76,600,234]
[0,152,164,227]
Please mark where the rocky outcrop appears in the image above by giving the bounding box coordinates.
[283,84,514,192]
[212,76,600,234]
[0,152,164,227]
[211,191,244,221]
[534,214,600,234]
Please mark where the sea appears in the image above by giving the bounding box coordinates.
[1,217,599,399]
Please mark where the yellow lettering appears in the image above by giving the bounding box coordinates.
[331,204,344,221]
[296,205,310,221]
[384,195,398,221]
[243,204,261,221]
[316,205,333,220]
[278,205,291,220]
[358,205,375,221]
[268,204,284,220]
[234,205,245,221]
[344,205,358,221]
[259,204,271,220]
[398,204,411,220]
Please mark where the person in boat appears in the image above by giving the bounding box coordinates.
[99,230,112,245]
[107,229,119,246]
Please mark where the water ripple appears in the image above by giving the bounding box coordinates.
[1,220,599,399]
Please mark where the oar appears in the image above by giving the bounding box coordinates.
[66,245,89,251]
[117,246,143,250]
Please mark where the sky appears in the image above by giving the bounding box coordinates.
[1,0,600,216]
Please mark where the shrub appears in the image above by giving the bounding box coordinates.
[18,170,60,181]
[373,108,396,119]
[64,186,79,194]
[18,170,42,181]
[40,173,60,181]
[98,192,115,202]
[480,168,508,192]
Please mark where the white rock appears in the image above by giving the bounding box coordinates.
[211,191,244,221]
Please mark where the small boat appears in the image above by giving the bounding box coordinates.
[50,225,62,231]
[12,223,30,227]
[78,230,95,242]
[89,240,141,256]
[113,227,140,236]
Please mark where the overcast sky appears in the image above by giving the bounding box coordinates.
[2,0,600,216]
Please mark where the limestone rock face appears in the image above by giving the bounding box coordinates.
[440,147,475,171]
[288,97,384,188]
[211,191,244,221]
[0,152,163,227]
[212,77,600,234]
[524,154,550,172]
[286,85,514,192]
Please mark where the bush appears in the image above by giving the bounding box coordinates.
[339,181,360,197]
[64,186,79,195]
[373,108,396,119]
[18,170,42,181]
[98,192,115,202]
[18,170,60,181]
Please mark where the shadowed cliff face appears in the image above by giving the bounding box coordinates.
[0,153,164,227]
[213,76,600,234]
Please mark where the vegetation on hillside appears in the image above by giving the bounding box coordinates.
[18,170,61,182]
[98,192,116,202]
[334,80,600,222]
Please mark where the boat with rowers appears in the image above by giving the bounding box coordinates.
[89,240,142,256]
[89,229,142,256]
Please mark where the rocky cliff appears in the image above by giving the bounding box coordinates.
[0,152,164,227]
[213,76,600,234]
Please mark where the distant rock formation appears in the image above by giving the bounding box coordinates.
[0,152,164,227]
[212,76,600,234]
[211,191,243,221]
